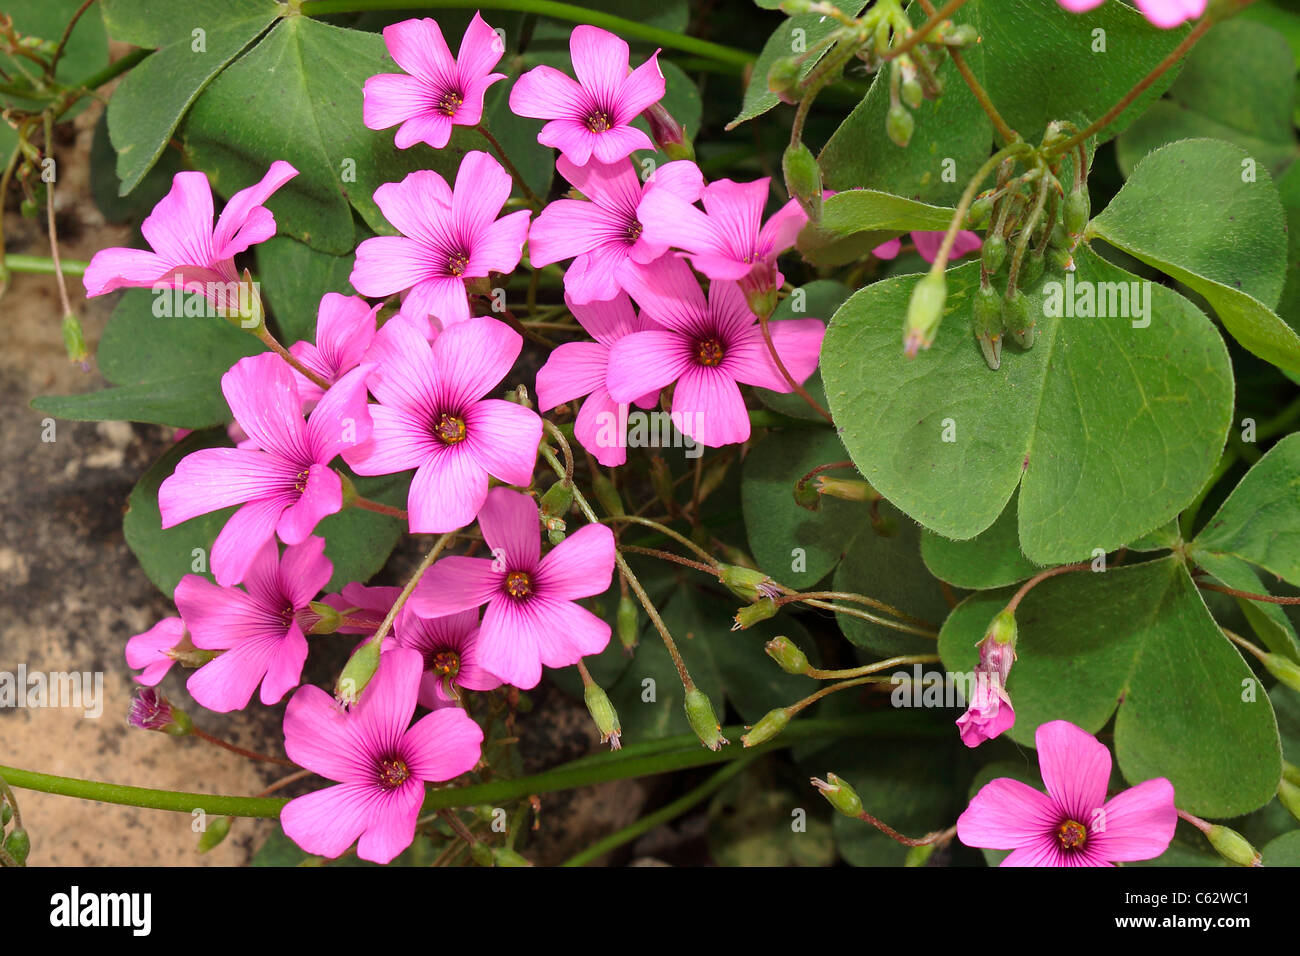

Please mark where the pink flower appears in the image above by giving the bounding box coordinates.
[605,257,825,447]
[955,609,1017,748]
[536,292,660,467]
[1057,0,1204,29]
[958,720,1177,866]
[125,617,185,686]
[158,352,373,587]
[363,13,506,149]
[342,315,542,533]
[128,688,183,732]
[176,536,332,712]
[321,582,399,635]
[637,176,807,291]
[84,162,297,299]
[350,151,531,326]
[528,157,703,304]
[391,606,501,708]
[509,25,665,166]
[288,293,381,406]
[873,230,982,264]
[410,488,615,689]
[281,647,483,864]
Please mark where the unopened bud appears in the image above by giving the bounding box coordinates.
[128,688,192,736]
[590,468,625,516]
[782,140,824,222]
[684,686,729,751]
[815,475,880,502]
[906,842,938,866]
[900,72,924,111]
[583,678,622,750]
[616,593,639,652]
[2,827,30,866]
[1002,290,1036,349]
[973,281,1003,370]
[942,23,979,47]
[1018,249,1045,290]
[765,635,812,675]
[1279,777,1300,825]
[886,104,914,148]
[742,707,791,747]
[197,816,233,853]
[62,314,89,366]
[1262,652,1300,694]
[812,772,862,817]
[733,596,779,630]
[336,637,382,704]
[643,101,693,161]
[308,600,344,635]
[794,477,821,511]
[981,234,1007,274]
[1206,824,1261,867]
[967,195,993,228]
[538,479,574,520]
[719,564,778,603]
[768,55,803,104]
[1063,184,1090,239]
[903,271,947,357]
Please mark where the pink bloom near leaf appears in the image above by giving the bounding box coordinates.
[638,175,807,287]
[391,606,501,708]
[364,13,506,149]
[281,647,483,864]
[350,151,531,326]
[1057,0,1204,29]
[873,230,982,264]
[159,352,374,586]
[536,292,660,467]
[342,315,542,533]
[83,161,297,298]
[605,256,825,447]
[957,720,1177,866]
[321,582,400,635]
[176,537,333,713]
[954,675,1016,748]
[509,25,665,166]
[528,157,703,304]
[409,488,615,689]
[126,617,185,686]
[288,293,381,405]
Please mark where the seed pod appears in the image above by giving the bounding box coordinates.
[767,56,803,104]
[981,234,1007,275]
[1048,222,1069,250]
[973,282,1004,370]
[967,195,993,228]
[1064,184,1090,238]
[782,140,824,222]
[1002,290,1037,349]
[886,104,914,148]
[1018,250,1045,290]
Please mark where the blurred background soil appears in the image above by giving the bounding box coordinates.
[1,75,648,868]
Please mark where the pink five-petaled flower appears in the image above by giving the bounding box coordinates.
[350,151,531,326]
[536,292,660,467]
[1057,0,1205,29]
[410,488,616,689]
[288,293,381,406]
[873,230,982,264]
[126,617,185,687]
[363,13,506,149]
[955,610,1017,748]
[638,174,807,294]
[159,352,373,587]
[957,720,1177,866]
[509,25,665,166]
[391,606,501,709]
[83,161,297,299]
[175,536,332,713]
[281,647,483,864]
[342,315,542,533]
[528,156,703,305]
[606,256,825,448]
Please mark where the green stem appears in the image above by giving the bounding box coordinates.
[298,0,752,67]
[0,712,941,820]
[5,254,88,276]
[561,755,757,866]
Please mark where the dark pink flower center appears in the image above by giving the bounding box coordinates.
[504,570,533,600]
[434,412,468,445]
[585,110,612,133]
[1057,819,1087,850]
[429,649,460,678]
[377,756,410,790]
[695,336,725,367]
[436,90,464,117]
[446,250,470,277]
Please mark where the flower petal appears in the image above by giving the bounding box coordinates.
[957,777,1059,850]
[1036,720,1112,822]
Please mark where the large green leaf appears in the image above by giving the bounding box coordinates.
[1090,138,1300,374]
[1116,20,1299,180]
[920,490,1042,590]
[182,17,465,254]
[1278,161,1300,332]
[106,1,279,195]
[820,247,1233,564]
[31,289,265,428]
[741,428,864,590]
[257,236,356,345]
[938,557,1282,817]
[796,191,956,268]
[754,280,848,419]
[727,0,868,128]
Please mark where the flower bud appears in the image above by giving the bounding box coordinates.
[1018,249,1045,290]
[538,479,574,520]
[335,637,382,705]
[583,678,622,750]
[765,636,812,675]
[794,477,821,511]
[1,803,11,827]
[973,282,1003,370]
[733,596,779,630]
[197,815,233,853]
[967,195,993,228]
[812,772,862,818]
[905,842,938,866]
[1048,244,1073,275]
[616,593,639,652]
[741,707,791,747]
[684,686,729,751]
[1206,824,1261,867]
[782,140,824,222]
[1002,290,1037,349]
[1279,776,1300,825]
[815,475,880,502]
[2,827,30,866]
[307,600,343,635]
[720,564,779,603]
[886,104,914,148]
[942,23,979,47]
[128,688,192,736]
[767,55,803,104]
[981,234,1007,274]
[229,268,264,333]
[1063,184,1090,239]
[62,314,89,366]
[903,271,947,357]
[1262,652,1300,693]
[642,101,694,161]
[590,468,625,516]
[1048,222,1069,250]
